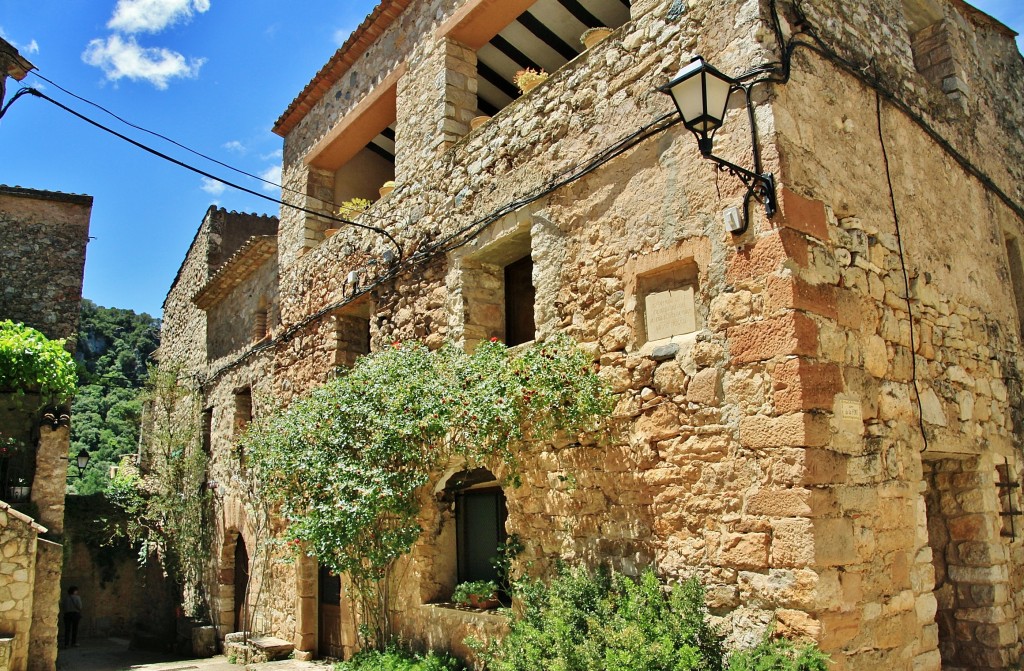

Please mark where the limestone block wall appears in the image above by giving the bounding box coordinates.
[0,504,41,671]
[27,540,60,671]
[151,0,1024,667]
[0,186,90,345]
[770,23,1024,669]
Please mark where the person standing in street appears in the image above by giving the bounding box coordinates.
[62,586,82,648]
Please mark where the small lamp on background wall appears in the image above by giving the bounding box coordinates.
[660,55,778,232]
[64,448,91,482]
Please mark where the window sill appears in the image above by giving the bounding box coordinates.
[419,603,507,621]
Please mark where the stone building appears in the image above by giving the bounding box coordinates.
[156,0,1024,669]
[0,185,91,667]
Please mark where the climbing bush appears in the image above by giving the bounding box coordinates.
[481,565,828,671]
[0,319,77,403]
[241,334,611,649]
[108,363,211,619]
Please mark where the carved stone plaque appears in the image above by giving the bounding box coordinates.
[644,286,696,341]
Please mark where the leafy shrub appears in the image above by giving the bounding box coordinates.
[0,320,77,403]
[334,647,463,671]
[727,633,829,671]
[452,580,499,605]
[483,565,827,671]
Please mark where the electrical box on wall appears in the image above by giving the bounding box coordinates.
[723,206,742,233]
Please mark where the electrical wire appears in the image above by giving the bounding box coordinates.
[15,87,404,259]
[21,72,402,226]
[875,89,929,452]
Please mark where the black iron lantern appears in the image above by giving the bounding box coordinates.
[660,55,778,232]
[662,55,736,156]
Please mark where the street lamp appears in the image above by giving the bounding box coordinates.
[67,448,91,481]
[661,55,778,232]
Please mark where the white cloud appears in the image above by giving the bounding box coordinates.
[0,27,40,55]
[222,140,245,153]
[259,165,282,193]
[107,0,211,34]
[200,177,226,195]
[333,25,357,47]
[260,148,283,161]
[82,35,205,89]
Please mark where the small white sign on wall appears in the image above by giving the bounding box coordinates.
[644,286,696,341]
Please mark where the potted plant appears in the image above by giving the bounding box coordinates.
[452,579,500,609]
[7,477,30,502]
[581,27,613,49]
[514,68,548,95]
[379,181,397,198]
[337,197,373,220]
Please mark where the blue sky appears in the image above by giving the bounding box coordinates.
[1,1,1021,318]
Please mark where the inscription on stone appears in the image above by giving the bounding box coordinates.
[645,286,696,341]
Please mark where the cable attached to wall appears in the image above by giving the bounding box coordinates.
[875,90,930,452]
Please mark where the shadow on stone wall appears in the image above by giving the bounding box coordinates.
[60,494,177,650]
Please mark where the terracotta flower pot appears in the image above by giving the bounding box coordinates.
[324,228,339,238]
[379,181,397,198]
[471,115,491,131]
[581,27,613,50]
[467,592,500,609]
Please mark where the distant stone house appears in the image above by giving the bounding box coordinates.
[0,185,91,668]
[156,0,1024,669]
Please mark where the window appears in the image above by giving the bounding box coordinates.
[450,469,508,584]
[252,298,269,343]
[334,301,372,368]
[233,389,252,437]
[504,255,536,346]
[201,407,213,456]
[1004,232,1024,340]
[904,0,968,102]
[455,215,536,350]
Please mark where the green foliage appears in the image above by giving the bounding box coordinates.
[70,300,159,494]
[242,334,611,648]
[483,566,828,671]
[485,566,725,671]
[334,647,464,671]
[726,632,830,671]
[108,364,211,619]
[0,320,77,403]
[452,580,499,605]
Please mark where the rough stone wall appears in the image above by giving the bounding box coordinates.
[154,0,1024,667]
[0,504,40,671]
[771,16,1024,668]
[27,540,60,671]
[206,258,278,362]
[0,186,90,345]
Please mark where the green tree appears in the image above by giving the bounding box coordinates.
[69,300,159,493]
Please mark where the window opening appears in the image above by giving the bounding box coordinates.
[201,408,213,456]
[453,471,508,584]
[504,255,536,346]
[1004,233,1024,341]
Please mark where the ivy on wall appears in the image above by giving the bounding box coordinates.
[241,335,612,648]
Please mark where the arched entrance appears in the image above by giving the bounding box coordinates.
[234,536,250,633]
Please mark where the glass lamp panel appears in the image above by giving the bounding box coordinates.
[669,73,707,129]
[703,72,732,130]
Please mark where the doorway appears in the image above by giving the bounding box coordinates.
[233,537,249,633]
[318,565,344,658]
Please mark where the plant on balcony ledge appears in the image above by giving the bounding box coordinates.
[514,68,548,95]
[0,320,77,407]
